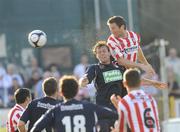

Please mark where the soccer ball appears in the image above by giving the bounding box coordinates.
[28,30,47,48]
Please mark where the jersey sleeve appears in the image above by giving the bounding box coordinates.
[30,108,55,132]
[94,104,118,120]
[86,65,96,83]
[20,102,33,123]
[107,39,123,60]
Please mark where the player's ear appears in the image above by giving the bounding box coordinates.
[59,91,63,97]
[123,80,127,88]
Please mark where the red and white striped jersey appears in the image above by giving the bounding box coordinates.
[118,89,160,132]
[107,31,140,62]
[7,104,25,132]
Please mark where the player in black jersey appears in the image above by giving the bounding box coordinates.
[18,77,60,132]
[79,41,167,131]
[30,75,118,132]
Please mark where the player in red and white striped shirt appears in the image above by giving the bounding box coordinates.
[7,88,31,132]
[107,16,155,78]
[111,69,160,132]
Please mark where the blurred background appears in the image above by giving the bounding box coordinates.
[0,0,180,131]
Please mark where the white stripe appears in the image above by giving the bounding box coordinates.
[93,112,98,132]
[131,31,139,46]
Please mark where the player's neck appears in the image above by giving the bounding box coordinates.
[115,30,127,38]
[18,103,27,109]
[127,87,140,93]
[46,95,57,100]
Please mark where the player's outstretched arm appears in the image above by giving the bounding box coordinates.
[79,75,89,88]
[141,78,167,89]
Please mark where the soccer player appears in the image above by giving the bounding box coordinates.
[79,41,166,132]
[7,88,31,132]
[30,75,118,132]
[111,69,161,132]
[18,77,59,132]
[107,16,155,78]
[80,41,166,110]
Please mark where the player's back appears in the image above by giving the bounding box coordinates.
[119,89,160,132]
[20,96,59,131]
[54,99,98,132]
[32,99,118,132]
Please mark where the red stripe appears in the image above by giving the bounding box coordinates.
[121,99,135,132]
[127,54,131,60]
[109,36,117,44]
[116,54,120,59]
[119,110,124,131]
[125,38,131,47]
[16,113,20,119]
[129,94,144,132]
[108,43,115,50]
[129,31,136,46]
[116,37,125,49]
[110,36,124,51]
[13,120,17,125]
[148,95,159,131]
[9,108,19,132]
[133,53,137,62]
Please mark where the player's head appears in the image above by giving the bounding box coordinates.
[42,77,59,97]
[107,16,126,37]
[14,88,31,105]
[92,41,111,64]
[123,68,141,90]
[59,75,79,100]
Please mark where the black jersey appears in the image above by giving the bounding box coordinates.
[20,96,59,132]
[86,63,127,109]
[30,99,118,132]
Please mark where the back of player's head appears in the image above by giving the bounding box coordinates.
[107,16,126,29]
[92,41,110,55]
[59,75,78,99]
[42,77,58,96]
[123,68,141,88]
[14,88,31,104]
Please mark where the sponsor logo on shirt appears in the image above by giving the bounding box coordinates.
[61,104,84,111]
[103,70,122,83]
[37,102,55,109]
[122,45,138,54]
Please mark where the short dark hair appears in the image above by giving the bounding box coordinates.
[92,41,110,55]
[60,75,78,99]
[42,77,58,96]
[107,16,126,29]
[123,69,141,88]
[14,88,31,104]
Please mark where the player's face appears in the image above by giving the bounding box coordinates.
[96,46,111,64]
[108,23,124,37]
[108,23,121,37]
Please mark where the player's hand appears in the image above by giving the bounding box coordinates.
[110,120,119,132]
[110,94,121,109]
[79,74,89,88]
[152,81,167,89]
[110,126,117,132]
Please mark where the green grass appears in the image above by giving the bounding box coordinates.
[0,127,6,132]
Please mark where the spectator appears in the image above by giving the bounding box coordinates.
[26,58,43,80]
[8,77,22,107]
[165,48,180,84]
[73,53,89,80]
[25,70,42,99]
[3,64,24,107]
[34,71,52,99]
